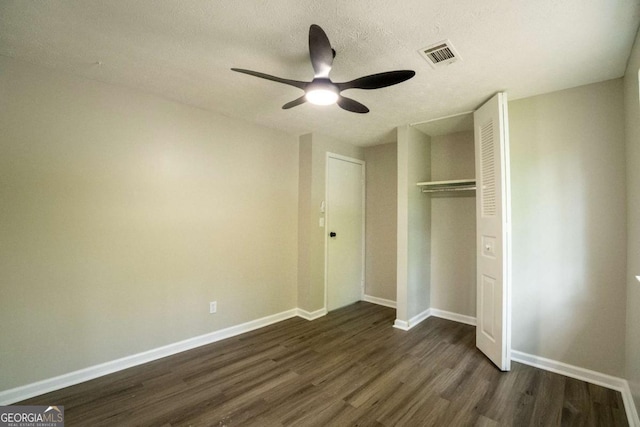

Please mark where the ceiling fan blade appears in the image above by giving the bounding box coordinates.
[337,70,416,91]
[231,68,308,90]
[337,95,369,114]
[282,96,307,109]
[308,24,333,78]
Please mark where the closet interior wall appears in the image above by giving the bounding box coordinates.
[391,116,477,322]
[428,130,476,318]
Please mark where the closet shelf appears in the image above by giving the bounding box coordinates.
[417,179,476,193]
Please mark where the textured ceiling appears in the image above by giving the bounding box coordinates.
[1,0,639,146]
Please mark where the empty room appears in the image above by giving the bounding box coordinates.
[1,1,640,426]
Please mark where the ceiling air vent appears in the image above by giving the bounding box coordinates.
[418,40,461,69]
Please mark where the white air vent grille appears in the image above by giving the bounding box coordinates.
[419,40,461,68]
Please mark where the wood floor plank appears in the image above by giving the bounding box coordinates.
[16,302,628,426]
[528,369,566,426]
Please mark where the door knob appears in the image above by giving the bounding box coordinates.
[329,232,337,237]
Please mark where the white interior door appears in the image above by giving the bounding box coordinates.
[326,154,365,311]
[474,93,512,371]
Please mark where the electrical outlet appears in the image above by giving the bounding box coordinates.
[209,301,217,314]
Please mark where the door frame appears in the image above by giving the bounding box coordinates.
[324,152,366,311]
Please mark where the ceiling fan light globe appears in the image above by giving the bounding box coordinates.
[305,87,339,105]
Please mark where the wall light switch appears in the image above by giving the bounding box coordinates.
[209,301,217,314]
[319,218,325,227]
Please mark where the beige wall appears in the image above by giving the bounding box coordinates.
[0,57,299,391]
[509,79,627,377]
[397,126,431,321]
[297,133,364,311]
[430,131,476,316]
[624,26,640,414]
[363,143,397,302]
[2,53,634,402]
[297,134,314,312]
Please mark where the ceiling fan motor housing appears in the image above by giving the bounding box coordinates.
[305,79,339,105]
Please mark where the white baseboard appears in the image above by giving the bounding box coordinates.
[510,350,626,391]
[0,308,299,405]
[393,319,410,331]
[296,307,327,321]
[623,387,640,427]
[511,350,639,426]
[393,308,431,331]
[429,308,476,326]
[408,308,432,328]
[363,295,397,309]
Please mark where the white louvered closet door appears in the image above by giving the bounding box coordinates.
[474,92,512,371]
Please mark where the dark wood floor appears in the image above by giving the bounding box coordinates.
[20,302,627,426]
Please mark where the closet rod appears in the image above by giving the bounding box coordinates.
[421,186,476,193]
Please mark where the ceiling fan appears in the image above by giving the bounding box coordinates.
[231,24,415,114]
